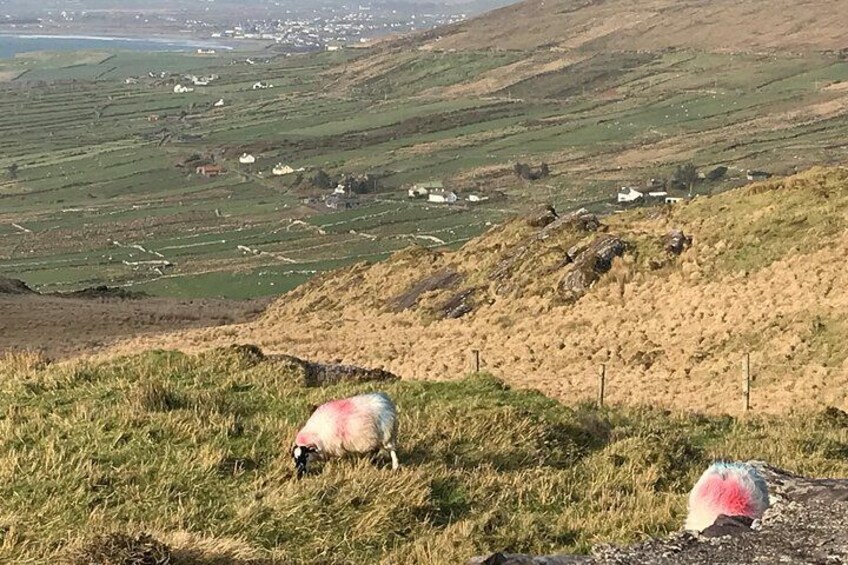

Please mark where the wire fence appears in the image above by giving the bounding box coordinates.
[469,349,773,413]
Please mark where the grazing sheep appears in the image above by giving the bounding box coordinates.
[685,461,770,532]
[292,391,399,477]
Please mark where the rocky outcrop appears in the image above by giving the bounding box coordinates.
[0,276,34,295]
[438,288,477,319]
[525,205,559,228]
[492,207,605,297]
[389,269,462,312]
[665,230,692,255]
[559,235,626,302]
[269,354,400,387]
[470,462,848,565]
[541,208,601,237]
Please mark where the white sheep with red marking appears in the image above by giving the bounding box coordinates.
[291,391,399,477]
[685,461,770,532]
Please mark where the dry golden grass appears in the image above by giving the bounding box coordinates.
[111,168,848,416]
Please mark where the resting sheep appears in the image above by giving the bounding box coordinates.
[291,391,399,478]
[685,461,770,532]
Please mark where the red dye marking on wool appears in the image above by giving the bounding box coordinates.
[296,431,318,447]
[698,475,753,516]
[326,399,354,440]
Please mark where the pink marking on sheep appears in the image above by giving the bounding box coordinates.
[685,461,769,532]
[295,430,319,447]
[697,475,752,516]
[324,398,354,441]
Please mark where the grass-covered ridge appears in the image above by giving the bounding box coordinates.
[1,347,847,563]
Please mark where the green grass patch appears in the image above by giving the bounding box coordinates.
[0,348,846,563]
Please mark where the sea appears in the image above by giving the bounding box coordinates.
[0,34,233,59]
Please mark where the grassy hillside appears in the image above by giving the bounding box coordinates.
[389,0,848,53]
[118,167,848,414]
[1,346,846,563]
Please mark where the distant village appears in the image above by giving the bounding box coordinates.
[188,147,494,212]
[614,164,772,207]
[196,10,469,52]
[23,3,470,54]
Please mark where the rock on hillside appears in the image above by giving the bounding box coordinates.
[0,276,33,295]
[470,462,848,565]
[113,167,848,415]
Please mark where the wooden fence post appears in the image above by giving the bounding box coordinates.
[472,350,480,373]
[742,353,751,412]
[598,364,606,408]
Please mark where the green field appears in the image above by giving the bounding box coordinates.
[1,347,846,563]
[3,46,848,297]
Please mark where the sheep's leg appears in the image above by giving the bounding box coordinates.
[389,448,399,470]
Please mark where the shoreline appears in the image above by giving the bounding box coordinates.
[0,32,238,51]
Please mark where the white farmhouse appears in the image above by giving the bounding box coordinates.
[617,186,644,203]
[239,153,256,165]
[428,190,458,204]
[173,84,194,94]
[273,163,295,176]
[408,186,429,198]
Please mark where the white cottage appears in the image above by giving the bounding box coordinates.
[617,187,643,203]
[428,191,458,204]
[239,153,256,165]
[273,163,295,176]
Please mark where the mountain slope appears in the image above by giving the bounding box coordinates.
[408,0,848,53]
[111,167,848,415]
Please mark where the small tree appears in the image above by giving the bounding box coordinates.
[672,162,699,196]
[706,165,728,182]
[310,169,333,190]
[6,163,18,180]
[513,162,532,180]
[539,163,550,178]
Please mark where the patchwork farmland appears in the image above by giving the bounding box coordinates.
[3,45,848,297]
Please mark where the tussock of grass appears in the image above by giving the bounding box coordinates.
[0,349,50,378]
[71,532,171,565]
[0,348,846,563]
[137,381,188,412]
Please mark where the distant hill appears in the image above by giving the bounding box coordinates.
[407,0,848,53]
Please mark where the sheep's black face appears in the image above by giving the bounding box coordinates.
[292,445,315,478]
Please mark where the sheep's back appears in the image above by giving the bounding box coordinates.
[685,461,769,532]
[297,392,395,457]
